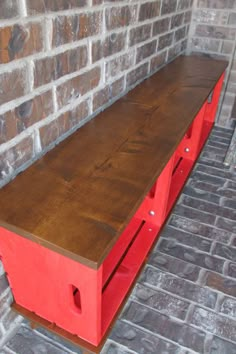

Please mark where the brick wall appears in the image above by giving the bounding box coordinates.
[187,0,236,128]
[0,0,193,188]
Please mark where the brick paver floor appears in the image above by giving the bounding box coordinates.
[2,125,236,354]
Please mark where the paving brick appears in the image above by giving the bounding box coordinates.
[149,250,201,281]
[188,179,236,199]
[138,1,160,21]
[191,170,225,186]
[132,283,190,320]
[141,266,217,308]
[196,164,236,181]
[6,326,70,353]
[136,40,157,64]
[56,67,100,108]
[111,320,181,353]
[126,63,149,87]
[190,306,236,342]
[173,204,216,225]
[170,215,232,243]
[216,217,236,234]
[204,271,236,297]
[221,197,236,210]
[213,243,236,262]
[218,295,236,318]
[34,46,88,88]
[183,185,220,204]
[26,0,87,14]
[0,68,27,106]
[209,335,236,354]
[92,32,126,62]
[161,225,212,252]
[123,301,206,352]
[129,24,152,46]
[101,341,134,354]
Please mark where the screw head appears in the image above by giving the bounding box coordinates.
[185,147,190,153]
[149,210,155,216]
[148,228,153,232]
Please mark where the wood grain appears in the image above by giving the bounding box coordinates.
[0,55,228,269]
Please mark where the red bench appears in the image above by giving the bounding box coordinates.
[0,55,227,353]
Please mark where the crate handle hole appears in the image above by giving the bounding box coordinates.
[71,285,82,314]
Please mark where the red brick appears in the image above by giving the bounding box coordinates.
[0,23,43,64]
[150,51,167,73]
[110,77,124,97]
[93,87,110,112]
[0,68,27,106]
[153,18,170,36]
[0,0,19,19]
[105,6,137,30]
[129,24,152,46]
[26,0,87,14]
[0,137,34,181]
[205,272,236,297]
[34,46,88,88]
[139,1,160,21]
[158,33,174,50]
[92,32,126,63]
[40,100,89,148]
[136,40,157,64]
[106,52,134,78]
[127,62,149,87]
[56,67,101,108]
[0,91,53,145]
[52,12,102,47]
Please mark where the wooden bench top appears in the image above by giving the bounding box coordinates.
[0,55,227,269]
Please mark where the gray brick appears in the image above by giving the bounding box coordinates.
[161,225,212,252]
[132,283,190,320]
[228,262,236,278]
[2,309,21,331]
[141,266,217,308]
[222,197,236,209]
[190,306,236,342]
[170,215,232,243]
[216,217,236,234]
[0,274,9,294]
[101,341,134,354]
[183,184,220,204]
[218,295,236,318]
[188,178,236,199]
[123,301,206,352]
[158,33,174,50]
[191,170,225,186]
[209,336,236,354]
[153,17,170,36]
[213,243,236,262]
[158,239,224,274]
[111,320,181,354]
[7,326,70,353]
[196,164,236,182]
[171,13,184,28]
[204,271,236,297]
[149,250,201,281]
[161,0,177,15]
[173,204,216,224]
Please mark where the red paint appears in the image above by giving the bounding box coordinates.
[0,75,224,346]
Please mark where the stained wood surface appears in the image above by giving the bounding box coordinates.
[0,56,227,269]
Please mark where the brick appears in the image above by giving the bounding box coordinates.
[161,225,212,252]
[138,1,160,21]
[2,310,20,332]
[92,32,126,62]
[133,283,190,320]
[197,0,236,10]
[123,301,206,352]
[34,46,88,88]
[110,77,124,98]
[126,63,149,87]
[173,204,216,225]
[209,336,236,354]
[178,0,191,10]
[175,26,186,41]
[188,179,236,199]
[183,185,220,204]
[0,292,12,319]
[136,40,156,64]
[216,217,236,234]
[0,274,9,294]
[40,100,89,148]
[184,10,192,23]
[170,215,232,243]
[0,137,34,181]
[196,164,236,182]
[105,6,137,30]
[0,91,53,144]
[52,12,102,47]
[0,0,19,19]
[158,239,224,274]
[56,67,100,108]
[141,266,217,308]
[168,41,183,61]
[158,33,174,50]
[190,306,236,342]
[105,52,134,78]
[111,320,180,354]
[213,243,236,262]
[153,18,170,36]
[205,271,236,297]
[228,262,236,278]
[171,13,184,29]
[150,51,167,72]
[218,295,236,318]
[93,87,110,112]
[129,24,152,46]
[0,23,43,64]
[149,250,201,281]
[6,326,69,353]
[191,170,225,186]
[0,68,27,106]
[26,0,87,14]
[195,24,236,40]
[161,0,177,14]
